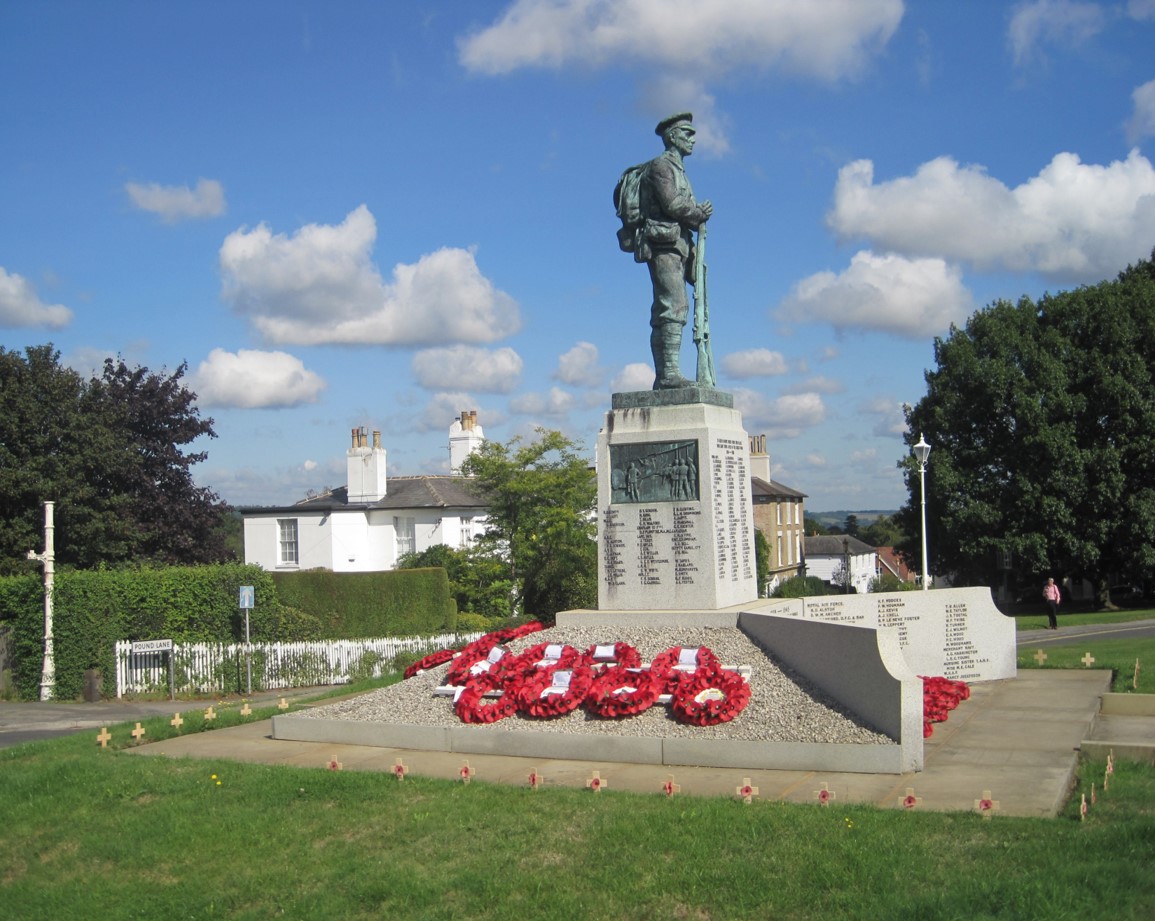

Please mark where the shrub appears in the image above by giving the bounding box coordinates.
[772,575,836,599]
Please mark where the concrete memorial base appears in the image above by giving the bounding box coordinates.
[273,597,974,775]
[597,390,758,611]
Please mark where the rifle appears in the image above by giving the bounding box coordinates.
[693,223,715,387]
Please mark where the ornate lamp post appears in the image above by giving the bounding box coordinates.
[913,434,931,591]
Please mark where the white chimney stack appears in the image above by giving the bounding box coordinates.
[347,426,387,502]
[449,410,485,474]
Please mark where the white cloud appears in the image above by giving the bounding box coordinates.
[0,268,72,328]
[412,345,523,393]
[1126,79,1155,145]
[219,205,521,346]
[1130,0,1155,19]
[611,362,655,392]
[190,348,326,409]
[1007,0,1105,67]
[125,178,226,222]
[413,392,483,433]
[720,347,789,379]
[554,341,605,387]
[860,397,908,436]
[639,77,731,156]
[458,0,903,82]
[784,375,844,395]
[778,251,974,339]
[828,151,1155,282]
[510,387,575,417]
[732,388,826,439]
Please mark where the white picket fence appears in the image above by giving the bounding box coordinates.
[114,632,482,698]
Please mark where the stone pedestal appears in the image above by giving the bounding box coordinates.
[597,388,758,610]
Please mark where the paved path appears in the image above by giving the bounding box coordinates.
[119,670,1122,818]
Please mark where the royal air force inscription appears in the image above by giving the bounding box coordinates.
[604,439,750,592]
[773,588,1011,681]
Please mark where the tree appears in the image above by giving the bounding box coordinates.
[461,429,596,621]
[899,253,1155,608]
[0,345,233,572]
[753,528,770,596]
[860,514,907,549]
[843,514,860,538]
[804,516,829,536]
[396,543,514,622]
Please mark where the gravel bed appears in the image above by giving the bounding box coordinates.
[296,625,891,746]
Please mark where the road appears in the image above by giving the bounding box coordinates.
[1015,618,1155,649]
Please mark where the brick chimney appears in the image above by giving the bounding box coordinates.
[748,433,771,482]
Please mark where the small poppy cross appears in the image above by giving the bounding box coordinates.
[130,722,146,743]
[240,702,252,718]
[170,713,184,731]
[459,761,473,784]
[736,778,759,804]
[278,697,289,711]
[528,769,541,790]
[662,775,680,798]
[815,782,836,806]
[96,727,112,749]
[586,770,605,793]
[327,757,343,771]
[1081,651,1096,668]
[1033,649,1048,666]
[900,787,922,810]
[975,790,1000,819]
[203,706,217,722]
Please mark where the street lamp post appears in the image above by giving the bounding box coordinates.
[913,434,931,591]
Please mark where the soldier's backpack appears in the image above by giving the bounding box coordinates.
[613,161,649,259]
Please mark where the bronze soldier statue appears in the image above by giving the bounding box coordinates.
[615,113,713,389]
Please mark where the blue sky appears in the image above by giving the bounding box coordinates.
[3,0,1154,513]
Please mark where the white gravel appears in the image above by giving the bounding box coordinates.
[297,625,891,746]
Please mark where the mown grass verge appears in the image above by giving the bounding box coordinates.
[1017,637,1155,693]
[1,727,1153,920]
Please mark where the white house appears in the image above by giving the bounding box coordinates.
[803,535,879,594]
[242,412,489,572]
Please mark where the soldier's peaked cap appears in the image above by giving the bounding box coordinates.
[655,112,694,136]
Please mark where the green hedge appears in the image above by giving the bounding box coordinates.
[0,563,320,701]
[271,568,456,638]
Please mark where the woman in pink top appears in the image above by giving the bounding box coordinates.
[1043,577,1061,629]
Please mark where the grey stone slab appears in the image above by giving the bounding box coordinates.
[272,714,451,752]
[447,726,664,764]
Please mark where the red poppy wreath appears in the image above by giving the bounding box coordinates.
[454,671,519,724]
[585,642,643,669]
[648,646,722,693]
[403,648,457,679]
[584,666,661,719]
[515,662,595,719]
[669,665,751,727]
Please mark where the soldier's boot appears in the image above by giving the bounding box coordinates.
[652,324,691,390]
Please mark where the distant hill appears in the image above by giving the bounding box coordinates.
[807,510,897,529]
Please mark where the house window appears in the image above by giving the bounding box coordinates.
[395,516,416,558]
[278,519,299,566]
[460,517,474,549]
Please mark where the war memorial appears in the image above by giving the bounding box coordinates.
[272,113,1017,777]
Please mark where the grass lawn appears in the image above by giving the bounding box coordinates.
[1014,607,1155,632]
[1016,634,1155,694]
[1,716,1153,919]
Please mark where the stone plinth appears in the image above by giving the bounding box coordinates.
[597,392,758,611]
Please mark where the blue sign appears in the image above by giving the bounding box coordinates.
[239,585,255,609]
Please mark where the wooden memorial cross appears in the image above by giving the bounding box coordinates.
[1033,649,1048,666]
[974,790,1000,818]
[393,758,409,781]
[1081,652,1096,668]
[240,702,252,718]
[459,761,473,784]
[96,727,112,749]
[900,787,922,810]
[130,722,146,743]
[203,705,217,722]
[814,782,836,806]
[586,770,605,793]
[737,778,759,804]
[170,713,184,731]
[662,775,680,797]
[278,697,289,710]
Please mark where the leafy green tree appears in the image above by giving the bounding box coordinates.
[804,516,829,536]
[753,528,770,596]
[0,344,233,572]
[396,543,513,622]
[860,514,907,548]
[461,429,596,621]
[899,253,1155,608]
[843,514,860,538]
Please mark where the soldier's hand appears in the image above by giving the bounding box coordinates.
[699,200,713,220]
